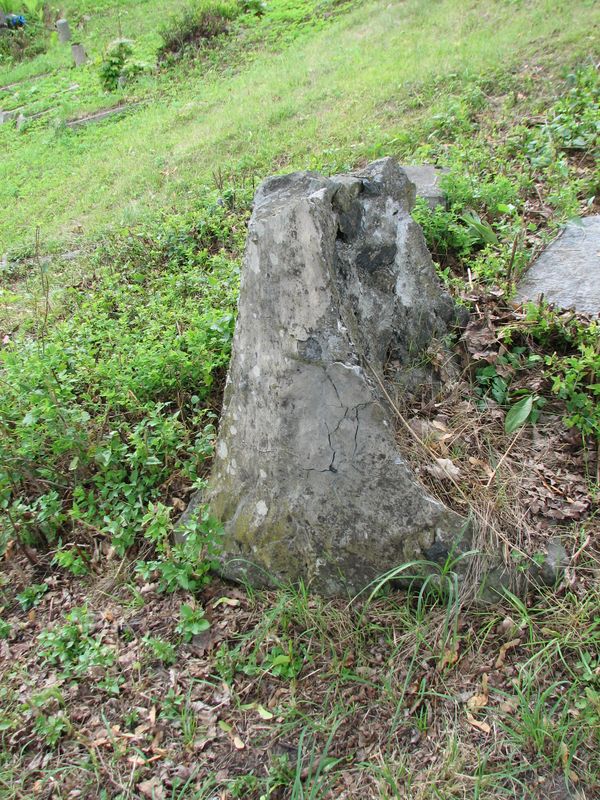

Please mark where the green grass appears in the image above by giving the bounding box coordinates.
[1,0,598,255]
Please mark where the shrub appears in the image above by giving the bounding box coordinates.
[99,39,148,91]
[0,18,46,63]
[99,39,134,91]
[158,0,241,61]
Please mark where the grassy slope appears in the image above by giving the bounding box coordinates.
[1,0,598,254]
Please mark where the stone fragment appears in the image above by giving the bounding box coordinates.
[71,44,88,67]
[56,18,71,42]
[516,216,600,316]
[16,113,26,131]
[532,539,569,586]
[0,109,17,125]
[66,103,140,129]
[202,158,469,596]
[401,164,448,209]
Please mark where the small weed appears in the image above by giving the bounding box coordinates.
[33,712,71,748]
[228,773,260,798]
[505,304,600,440]
[143,635,178,665]
[15,581,48,611]
[176,602,210,642]
[37,606,115,678]
[52,545,89,576]
[136,501,223,593]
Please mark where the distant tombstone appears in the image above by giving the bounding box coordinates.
[56,18,72,42]
[401,165,448,210]
[0,109,17,125]
[71,44,88,67]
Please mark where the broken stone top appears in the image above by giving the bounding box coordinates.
[205,158,467,596]
[250,158,455,368]
[254,157,416,218]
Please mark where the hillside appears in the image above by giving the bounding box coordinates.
[1,0,599,798]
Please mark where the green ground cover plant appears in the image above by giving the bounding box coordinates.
[0,196,244,568]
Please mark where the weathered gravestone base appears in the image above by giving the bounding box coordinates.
[200,158,475,596]
[71,44,88,67]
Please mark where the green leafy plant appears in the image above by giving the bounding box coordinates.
[99,39,144,91]
[34,712,71,748]
[136,501,223,592]
[239,0,265,14]
[506,305,599,439]
[261,643,304,679]
[228,773,260,798]
[547,344,600,440]
[16,581,48,611]
[475,363,510,406]
[505,394,535,433]
[0,197,241,565]
[176,603,210,642]
[0,619,10,639]
[143,635,178,665]
[37,606,115,678]
[52,545,89,576]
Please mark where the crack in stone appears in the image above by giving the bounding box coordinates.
[324,368,344,407]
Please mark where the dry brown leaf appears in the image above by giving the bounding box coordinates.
[495,638,521,669]
[467,673,489,710]
[213,596,241,608]
[138,777,164,799]
[427,457,461,481]
[560,741,569,770]
[466,711,491,734]
[437,647,459,671]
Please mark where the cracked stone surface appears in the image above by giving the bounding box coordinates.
[204,158,469,596]
[516,216,600,316]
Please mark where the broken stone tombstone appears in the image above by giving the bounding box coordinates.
[56,18,71,42]
[0,109,17,125]
[516,216,600,317]
[71,44,88,67]
[195,157,475,597]
[401,164,448,209]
